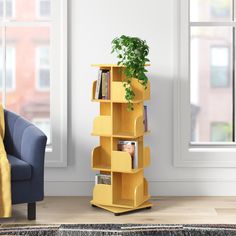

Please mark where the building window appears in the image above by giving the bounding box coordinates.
[37,0,51,18]
[36,46,50,91]
[211,122,231,142]
[210,46,230,88]
[0,47,15,91]
[0,0,14,18]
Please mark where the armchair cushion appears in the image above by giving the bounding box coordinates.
[8,155,32,181]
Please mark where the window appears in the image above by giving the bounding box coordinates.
[211,122,231,141]
[0,0,67,167]
[36,46,50,91]
[190,2,233,143]
[37,0,51,18]
[0,47,15,91]
[210,46,230,88]
[0,0,14,18]
[174,0,236,167]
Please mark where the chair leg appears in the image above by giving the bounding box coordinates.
[27,202,36,220]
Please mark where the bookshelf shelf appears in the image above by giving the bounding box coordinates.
[91,64,152,215]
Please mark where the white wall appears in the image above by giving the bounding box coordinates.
[44,0,236,196]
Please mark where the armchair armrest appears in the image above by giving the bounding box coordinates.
[21,125,47,171]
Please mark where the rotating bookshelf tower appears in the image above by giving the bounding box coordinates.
[91,64,152,215]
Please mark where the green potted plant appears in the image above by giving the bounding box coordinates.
[111,35,150,110]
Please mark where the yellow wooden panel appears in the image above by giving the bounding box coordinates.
[131,80,150,101]
[91,146,100,168]
[92,80,96,100]
[112,67,125,82]
[134,115,145,137]
[93,184,112,205]
[90,200,152,214]
[143,178,150,198]
[92,116,112,136]
[143,146,151,168]
[113,103,143,137]
[134,182,144,207]
[111,80,150,103]
[111,151,132,172]
[121,172,143,206]
[111,82,126,101]
[100,103,111,116]
[91,144,111,171]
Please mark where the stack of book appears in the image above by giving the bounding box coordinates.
[118,140,138,169]
[95,69,110,100]
[95,174,111,185]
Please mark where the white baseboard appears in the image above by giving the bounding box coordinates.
[44,180,236,196]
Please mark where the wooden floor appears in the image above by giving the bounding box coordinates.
[1,196,236,224]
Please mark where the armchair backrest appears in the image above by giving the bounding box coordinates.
[3,110,46,159]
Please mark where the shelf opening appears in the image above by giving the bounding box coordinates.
[112,103,144,137]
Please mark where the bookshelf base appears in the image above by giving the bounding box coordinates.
[90,200,152,215]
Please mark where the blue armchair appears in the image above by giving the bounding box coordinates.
[4,110,47,220]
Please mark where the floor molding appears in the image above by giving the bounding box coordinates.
[44,180,236,196]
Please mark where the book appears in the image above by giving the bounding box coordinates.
[101,71,107,99]
[143,105,148,132]
[95,70,102,99]
[95,69,111,100]
[117,140,138,169]
[95,174,111,185]
[106,71,110,100]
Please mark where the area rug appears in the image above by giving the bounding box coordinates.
[1,224,236,235]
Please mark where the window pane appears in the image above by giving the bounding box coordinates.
[0,47,15,91]
[190,0,232,22]
[6,26,51,144]
[37,46,50,90]
[211,122,231,141]
[38,69,50,89]
[211,46,230,87]
[13,0,51,21]
[191,27,233,142]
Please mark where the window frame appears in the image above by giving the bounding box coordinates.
[0,0,68,167]
[173,0,236,167]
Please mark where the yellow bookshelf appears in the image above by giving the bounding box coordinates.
[91,64,152,215]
